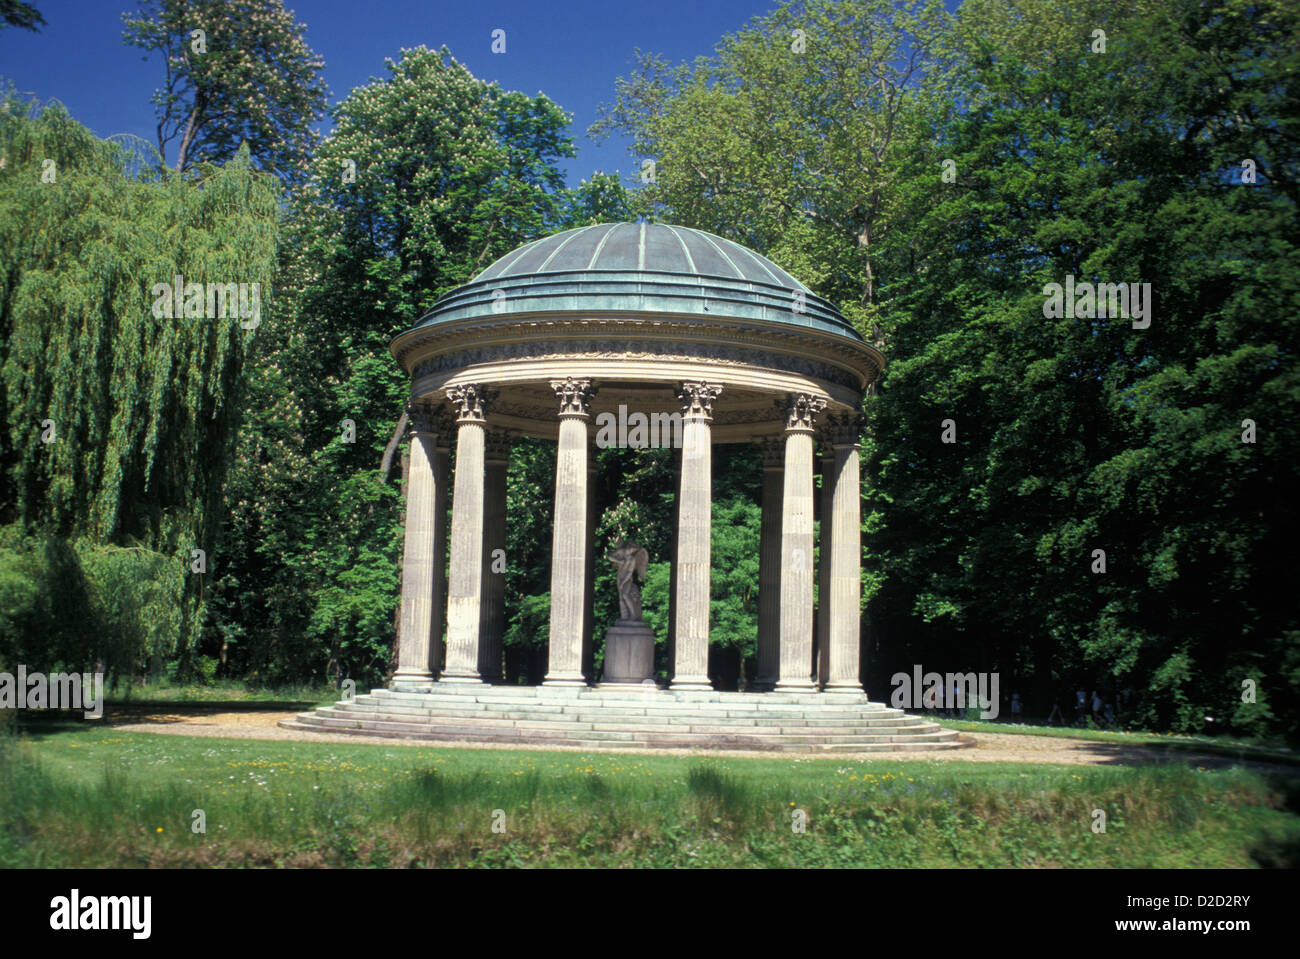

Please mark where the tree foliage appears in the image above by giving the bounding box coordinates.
[0,94,281,672]
[0,0,44,32]
[122,0,327,181]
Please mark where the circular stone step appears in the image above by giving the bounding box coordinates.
[282,687,975,752]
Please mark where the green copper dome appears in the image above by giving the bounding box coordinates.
[408,222,862,342]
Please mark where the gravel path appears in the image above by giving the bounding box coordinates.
[98,707,1263,768]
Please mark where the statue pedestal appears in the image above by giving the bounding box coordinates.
[602,619,656,684]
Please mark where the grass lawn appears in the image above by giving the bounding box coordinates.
[2,723,1297,868]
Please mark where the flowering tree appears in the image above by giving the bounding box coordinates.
[123,0,327,182]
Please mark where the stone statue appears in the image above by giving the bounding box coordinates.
[606,541,649,622]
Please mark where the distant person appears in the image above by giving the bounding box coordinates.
[1075,689,1087,723]
[1047,698,1064,725]
[1010,692,1023,721]
[1091,690,1104,724]
[1103,702,1115,726]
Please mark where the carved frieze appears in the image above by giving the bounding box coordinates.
[410,336,862,391]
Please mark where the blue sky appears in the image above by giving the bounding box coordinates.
[0,0,787,187]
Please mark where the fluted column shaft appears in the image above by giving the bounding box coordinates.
[755,438,783,690]
[583,452,598,683]
[546,378,596,686]
[478,430,510,682]
[776,393,827,691]
[442,385,493,683]
[826,416,865,691]
[667,446,681,681]
[672,382,722,690]
[432,438,450,673]
[392,404,444,690]
[817,441,835,686]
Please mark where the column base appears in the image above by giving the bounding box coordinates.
[438,674,483,684]
[390,669,435,692]
[823,682,864,694]
[670,677,713,691]
[775,680,818,692]
[543,675,587,687]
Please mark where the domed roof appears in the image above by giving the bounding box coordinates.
[476,222,809,288]
[407,222,862,342]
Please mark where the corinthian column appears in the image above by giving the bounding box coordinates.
[755,437,783,690]
[478,429,511,683]
[545,377,596,686]
[825,413,865,692]
[776,392,827,691]
[441,384,494,683]
[671,381,722,691]
[392,401,445,691]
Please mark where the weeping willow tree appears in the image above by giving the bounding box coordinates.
[0,93,281,672]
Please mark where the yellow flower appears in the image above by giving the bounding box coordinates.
[155,827,163,834]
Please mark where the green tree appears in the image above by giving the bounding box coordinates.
[0,96,280,673]
[560,172,635,228]
[592,0,954,338]
[0,0,44,31]
[122,0,327,181]
[865,0,1299,738]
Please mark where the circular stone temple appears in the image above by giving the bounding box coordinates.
[286,223,967,751]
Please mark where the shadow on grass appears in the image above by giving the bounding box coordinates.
[1058,739,1300,775]
[941,716,1299,771]
[1248,773,1300,868]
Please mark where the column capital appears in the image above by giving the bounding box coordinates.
[677,381,723,421]
[407,400,445,436]
[484,428,514,463]
[550,377,596,418]
[434,414,454,450]
[779,393,828,434]
[446,384,495,423]
[818,428,838,461]
[827,412,866,448]
[757,436,784,470]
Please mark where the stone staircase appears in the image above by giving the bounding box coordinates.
[280,684,973,752]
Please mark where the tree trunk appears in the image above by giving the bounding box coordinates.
[175,93,204,173]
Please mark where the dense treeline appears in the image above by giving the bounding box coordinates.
[0,0,1295,742]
